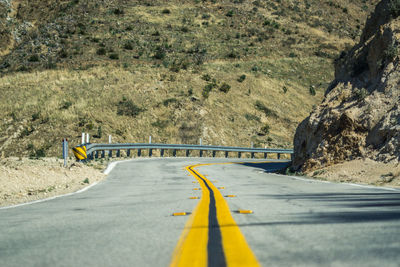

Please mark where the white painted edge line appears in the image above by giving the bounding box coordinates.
[270,173,400,192]
[0,158,165,210]
[0,182,99,210]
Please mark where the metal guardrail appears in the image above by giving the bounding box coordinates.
[76,142,293,161]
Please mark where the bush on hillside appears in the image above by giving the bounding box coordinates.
[390,0,400,17]
[219,83,231,93]
[237,74,246,82]
[117,97,145,117]
[255,101,277,117]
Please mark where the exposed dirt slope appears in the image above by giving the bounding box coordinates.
[294,0,400,172]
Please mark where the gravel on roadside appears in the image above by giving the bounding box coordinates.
[0,157,106,207]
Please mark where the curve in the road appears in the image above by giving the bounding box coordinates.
[170,163,261,267]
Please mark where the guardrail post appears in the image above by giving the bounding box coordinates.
[149,149,153,157]
[138,149,142,157]
[290,153,293,161]
[109,150,113,158]
[101,150,105,158]
[251,152,255,158]
[238,152,241,158]
[62,139,68,167]
[278,153,281,159]
[95,151,99,159]
[212,151,216,157]
[173,149,177,157]
[186,150,190,157]
[264,152,268,159]
[116,150,120,157]
[199,150,203,157]
[225,151,229,158]
[127,149,131,157]
[160,149,164,157]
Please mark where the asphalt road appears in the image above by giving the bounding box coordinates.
[1,158,399,267]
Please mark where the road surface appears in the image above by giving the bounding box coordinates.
[1,158,399,266]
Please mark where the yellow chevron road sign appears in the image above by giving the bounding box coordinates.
[72,145,87,161]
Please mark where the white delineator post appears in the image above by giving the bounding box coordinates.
[109,135,112,143]
[86,133,90,143]
[199,138,202,146]
[82,133,85,144]
[149,136,152,144]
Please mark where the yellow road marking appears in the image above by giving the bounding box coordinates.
[238,210,253,214]
[173,212,188,216]
[170,163,261,267]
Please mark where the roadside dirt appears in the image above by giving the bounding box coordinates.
[0,157,106,207]
[306,159,400,188]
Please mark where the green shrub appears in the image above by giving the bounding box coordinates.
[31,112,40,121]
[255,101,277,117]
[96,48,106,55]
[237,74,246,82]
[355,88,368,100]
[151,119,169,128]
[384,43,398,60]
[30,148,46,159]
[219,83,231,93]
[113,8,124,15]
[60,101,72,110]
[59,50,68,58]
[226,10,234,17]
[390,0,400,17]
[244,113,261,122]
[202,83,214,98]
[163,98,178,106]
[309,85,316,96]
[109,53,119,60]
[27,143,34,151]
[97,126,102,138]
[153,46,166,60]
[117,98,145,117]
[28,54,40,62]
[260,124,270,135]
[123,42,134,50]
[201,74,211,81]
[162,9,171,14]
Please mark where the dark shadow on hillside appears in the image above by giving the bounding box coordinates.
[238,161,291,173]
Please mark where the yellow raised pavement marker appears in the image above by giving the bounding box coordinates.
[218,187,225,189]
[225,195,237,198]
[172,212,188,216]
[193,188,201,190]
[189,197,200,199]
[238,210,253,214]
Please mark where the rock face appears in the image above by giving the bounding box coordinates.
[293,0,400,171]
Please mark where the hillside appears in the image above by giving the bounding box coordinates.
[293,0,400,186]
[0,0,378,157]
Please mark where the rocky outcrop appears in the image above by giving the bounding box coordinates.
[293,0,400,171]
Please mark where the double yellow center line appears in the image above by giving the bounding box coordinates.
[170,163,260,267]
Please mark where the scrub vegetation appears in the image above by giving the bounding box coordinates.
[0,0,378,157]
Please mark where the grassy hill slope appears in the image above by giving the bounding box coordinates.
[0,0,378,157]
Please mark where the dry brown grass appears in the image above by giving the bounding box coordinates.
[0,0,379,157]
